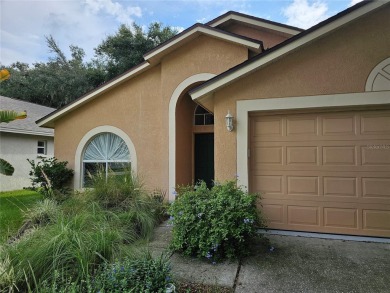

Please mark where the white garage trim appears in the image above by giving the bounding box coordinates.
[74,125,137,189]
[236,91,390,190]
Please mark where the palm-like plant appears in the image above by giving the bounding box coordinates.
[1,69,28,175]
[0,110,27,123]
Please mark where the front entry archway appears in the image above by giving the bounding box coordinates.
[168,73,216,201]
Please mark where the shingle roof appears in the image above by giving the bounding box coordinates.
[0,96,55,136]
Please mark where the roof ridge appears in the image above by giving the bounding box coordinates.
[206,10,304,32]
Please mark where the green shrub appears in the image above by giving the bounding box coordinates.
[27,157,74,200]
[92,252,172,293]
[169,180,264,261]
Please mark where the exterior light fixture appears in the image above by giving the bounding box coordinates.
[225,111,234,132]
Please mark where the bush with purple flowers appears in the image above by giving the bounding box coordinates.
[92,252,172,292]
[169,180,265,261]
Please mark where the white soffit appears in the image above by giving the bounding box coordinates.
[190,1,387,101]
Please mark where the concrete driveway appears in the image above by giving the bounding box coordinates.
[236,235,390,293]
[149,224,390,292]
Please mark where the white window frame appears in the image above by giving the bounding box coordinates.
[82,132,132,187]
[37,140,47,155]
[75,126,137,189]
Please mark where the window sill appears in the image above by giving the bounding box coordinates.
[37,154,49,159]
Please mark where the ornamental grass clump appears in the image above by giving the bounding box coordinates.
[169,180,265,262]
[0,171,164,292]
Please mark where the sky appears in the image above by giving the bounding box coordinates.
[1,0,363,66]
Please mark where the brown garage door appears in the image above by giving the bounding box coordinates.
[250,109,390,237]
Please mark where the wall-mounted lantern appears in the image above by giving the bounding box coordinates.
[225,111,234,132]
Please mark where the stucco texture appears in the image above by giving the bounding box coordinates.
[212,6,390,182]
[53,35,249,191]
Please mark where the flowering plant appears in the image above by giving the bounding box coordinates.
[92,252,172,292]
[169,180,265,261]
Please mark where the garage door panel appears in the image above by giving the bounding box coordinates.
[363,210,390,231]
[360,112,390,134]
[361,147,390,165]
[324,208,358,229]
[323,177,357,197]
[252,117,283,136]
[286,116,319,136]
[252,175,283,195]
[254,147,283,165]
[287,176,319,196]
[323,146,357,165]
[250,109,390,237]
[322,115,356,136]
[261,204,284,224]
[287,206,320,226]
[362,178,390,198]
[286,146,318,165]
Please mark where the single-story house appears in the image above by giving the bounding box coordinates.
[0,96,55,191]
[37,1,390,238]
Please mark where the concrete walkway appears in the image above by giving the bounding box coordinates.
[148,223,390,292]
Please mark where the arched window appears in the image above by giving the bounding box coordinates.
[194,105,214,125]
[365,57,390,91]
[82,132,131,186]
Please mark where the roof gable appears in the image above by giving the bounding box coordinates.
[144,24,263,64]
[190,1,388,102]
[207,11,303,37]
[37,24,263,128]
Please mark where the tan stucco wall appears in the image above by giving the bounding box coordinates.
[212,6,390,182]
[54,35,249,192]
[221,23,293,49]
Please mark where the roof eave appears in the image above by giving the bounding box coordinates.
[190,0,385,102]
[37,61,151,128]
[144,24,263,65]
[0,128,54,137]
[207,11,303,36]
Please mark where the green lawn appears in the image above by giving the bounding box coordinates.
[0,189,42,242]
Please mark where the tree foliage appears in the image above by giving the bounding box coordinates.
[96,23,177,79]
[0,23,177,108]
[0,37,103,108]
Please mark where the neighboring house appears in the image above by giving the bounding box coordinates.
[38,2,390,238]
[0,96,55,191]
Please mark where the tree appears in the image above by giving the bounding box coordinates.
[0,37,103,108]
[95,22,177,79]
[0,22,178,108]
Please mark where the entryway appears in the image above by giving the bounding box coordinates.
[194,133,214,187]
